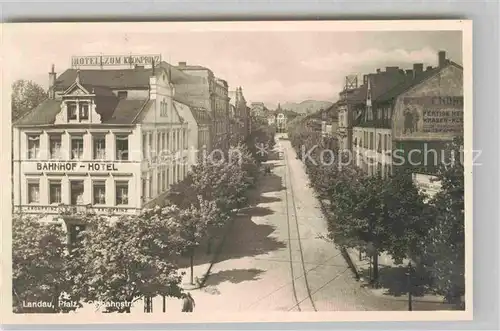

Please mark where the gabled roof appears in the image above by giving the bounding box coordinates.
[190,107,212,125]
[375,62,462,102]
[55,68,153,90]
[54,62,200,92]
[369,71,408,101]
[14,97,152,126]
[14,99,62,126]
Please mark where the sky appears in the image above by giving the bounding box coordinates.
[5,27,462,109]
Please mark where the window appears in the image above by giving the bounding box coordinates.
[49,181,62,204]
[93,181,106,205]
[93,135,106,160]
[27,135,40,159]
[80,102,89,120]
[148,134,153,158]
[28,180,40,204]
[116,135,129,160]
[67,102,77,120]
[148,175,153,198]
[370,132,374,150]
[157,132,161,156]
[142,134,147,159]
[166,168,170,188]
[377,134,382,153]
[49,134,62,159]
[166,132,170,151]
[173,165,177,184]
[157,172,161,194]
[115,181,129,205]
[172,131,176,151]
[183,130,188,149]
[71,136,84,160]
[70,181,84,205]
[142,178,147,201]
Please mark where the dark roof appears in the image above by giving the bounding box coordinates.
[323,103,339,120]
[191,107,211,125]
[55,62,199,91]
[105,99,152,124]
[345,85,367,103]
[14,98,151,126]
[376,63,460,102]
[14,99,62,125]
[55,68,153,90]
[369,71,408,101]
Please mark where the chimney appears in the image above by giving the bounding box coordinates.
[405,69,413,77]
[376,68,381,73]
[438,51,446,67]
[178,61,187,66]
[363,74,368,84]
[413,63,424,78]
[426,66,433,71]
[48,64,56,99]
[386,66,399,73]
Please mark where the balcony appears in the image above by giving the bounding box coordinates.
[14,203,140,217]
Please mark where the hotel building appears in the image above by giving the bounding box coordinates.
[13,58,213,223]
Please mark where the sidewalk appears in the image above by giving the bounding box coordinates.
[317,198,455,309]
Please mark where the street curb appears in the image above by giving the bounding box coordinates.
[317,197,362,282]
[341,247,361,281]
[197,215,236,289]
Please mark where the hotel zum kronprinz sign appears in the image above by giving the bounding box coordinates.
[71,54,161,67]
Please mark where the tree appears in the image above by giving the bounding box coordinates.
[419,136,465,304]
[75,211,185,313]
[327,171,428,284]
[11,80,47,122]
[175,198,222,285]
[12,215,79,313]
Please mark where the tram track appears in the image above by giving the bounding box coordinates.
[283,147,317,312]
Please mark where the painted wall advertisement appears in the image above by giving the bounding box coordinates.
[394,96,464,140]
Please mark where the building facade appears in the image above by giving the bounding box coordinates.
[228,87,250,145]
[175,62,230,151]
[353,51,463,181]
[337,85,367,152]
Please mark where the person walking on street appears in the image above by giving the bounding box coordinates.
[181,292,195,312]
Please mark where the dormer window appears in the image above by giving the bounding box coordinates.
[80,102,89,120]
[66,101,91,122]
[117,91,128,99]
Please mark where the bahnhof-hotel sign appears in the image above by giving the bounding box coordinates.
[71,54,161,68]
[36,162,120,172]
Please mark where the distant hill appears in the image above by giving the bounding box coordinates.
[281,100,333,114]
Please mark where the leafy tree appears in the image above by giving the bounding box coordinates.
[75,211,185,313]
[11,80,47,122]
[419,136,465,304]
[12,215,78,313]
[175,198,222,285]
[327,171,428,283]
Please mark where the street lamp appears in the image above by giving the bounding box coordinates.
[406,261,413,311]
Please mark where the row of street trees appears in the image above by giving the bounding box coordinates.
[12,118,275,313]
[287,121,465,305]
